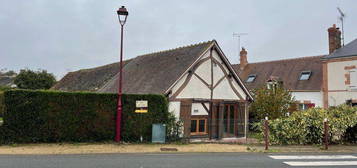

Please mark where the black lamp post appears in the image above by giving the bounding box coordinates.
[115,6,128,142]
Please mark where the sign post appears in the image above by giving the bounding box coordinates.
[135,100,148,142]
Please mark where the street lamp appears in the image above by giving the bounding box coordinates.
[115,6,128,142]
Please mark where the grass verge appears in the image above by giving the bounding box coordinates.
[0,143,248,155]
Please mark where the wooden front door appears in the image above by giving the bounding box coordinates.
[223,104,236,138]
[180,101,192,139]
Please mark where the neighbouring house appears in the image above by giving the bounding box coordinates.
[52,61,131,92]
[0,72,16,88]
[322,25,357,108]
[233,48,324,110]
[0,76,14,87]
[53,40,253,140]
[234,24,357,109]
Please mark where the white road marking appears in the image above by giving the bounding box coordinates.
[269,155,357,160]
[284,161,357,166]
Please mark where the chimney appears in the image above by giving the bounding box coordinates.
[239,47,248,70]
[328,24,342,54]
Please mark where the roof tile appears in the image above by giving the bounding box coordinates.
[98,41,214,94]
[233,55,325,91]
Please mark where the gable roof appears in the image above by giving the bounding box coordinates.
[323,38,357,60]
[53,40,253,100]
[98,41,214,94]
[51,60,132,91]
[233,55,325,91]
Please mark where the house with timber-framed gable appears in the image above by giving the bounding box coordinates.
[53,40,253,140]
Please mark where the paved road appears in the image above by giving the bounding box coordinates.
[1,153,357,168]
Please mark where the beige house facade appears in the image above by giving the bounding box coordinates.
[322,25,357,107]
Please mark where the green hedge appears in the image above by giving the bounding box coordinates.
[0,89,169,144]
[0,91,4,118]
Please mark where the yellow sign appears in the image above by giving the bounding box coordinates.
[135,109,148,113]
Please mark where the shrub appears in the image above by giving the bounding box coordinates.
[14,69,56,90]
[256,105,357,145]
[0,89,169,144]
[250,86,295,120]
[0,87,11,118]
[165,112,183,142]
[344,125,357,143]
[0,86,11,91]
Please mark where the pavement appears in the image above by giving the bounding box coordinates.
[1,153,357,168]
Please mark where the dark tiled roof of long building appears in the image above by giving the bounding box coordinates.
[98,40,214,94]
[51,60,132,92]
[233,55,325,91]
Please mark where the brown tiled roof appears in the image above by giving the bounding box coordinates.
[98,41,214,94]
[51,60,132,91]
[233,55,325,91]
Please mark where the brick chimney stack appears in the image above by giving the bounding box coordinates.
[328,24,342,54]
[240,47,248,70]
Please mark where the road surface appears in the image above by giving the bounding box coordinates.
[1,153,357,168]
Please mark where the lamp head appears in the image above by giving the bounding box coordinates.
[117,6,128,25]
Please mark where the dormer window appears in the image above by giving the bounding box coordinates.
[266,76,283,90]
[299,71,311,80]
[246,74,256,83]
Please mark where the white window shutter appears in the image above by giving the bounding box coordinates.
[350,69,357,89]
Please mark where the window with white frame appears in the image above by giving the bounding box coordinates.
[299,71,312,80]
[246,74,256,83]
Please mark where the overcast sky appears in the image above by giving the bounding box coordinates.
[1,0,356,79]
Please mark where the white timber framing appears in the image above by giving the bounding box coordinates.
[166,41,252,139]
[166,41,253,101]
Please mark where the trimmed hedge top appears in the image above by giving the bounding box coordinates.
[0,89,169,143]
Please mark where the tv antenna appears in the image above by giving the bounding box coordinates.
[337,7,346,46]
[233,33,248,56]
